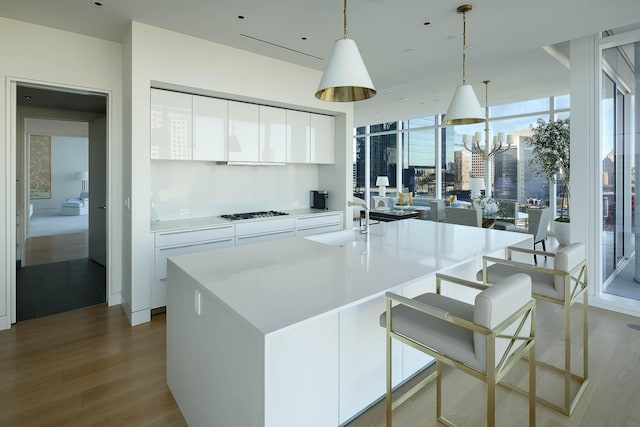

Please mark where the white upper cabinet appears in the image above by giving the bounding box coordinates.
[286,110,310,163]
[310,114,334,164]
[150,89,193,160]
[193,95,228,162]
[228,101,260,162]
[151,89,333,165]
[259,106,287,163]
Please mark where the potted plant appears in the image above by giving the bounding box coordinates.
[527,117,571,245]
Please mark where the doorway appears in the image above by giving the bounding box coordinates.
[14,83,109,321]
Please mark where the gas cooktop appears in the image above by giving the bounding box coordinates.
[220,211,290,221]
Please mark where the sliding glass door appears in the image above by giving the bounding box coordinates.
[601,39,637,295]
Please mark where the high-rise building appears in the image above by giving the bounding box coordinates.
[454,150,471,190]
[471,152,486,178]
[493,147,518,200]
[521,143,550,203]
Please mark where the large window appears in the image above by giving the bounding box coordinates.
[354,96,570,205]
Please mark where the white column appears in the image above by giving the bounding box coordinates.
[634,42,640,282]
[570,35,599,296]
[396,121,403,192]
[365,126,371,210]
[435,117,442,198]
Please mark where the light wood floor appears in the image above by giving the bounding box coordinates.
[24,232,88,266]
[1,298,639,426]
[0,305,186,427]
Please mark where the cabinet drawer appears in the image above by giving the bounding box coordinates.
[155,225,234,247]
[294,213,342,230]
[235,229,295,246]
[235,217,295,237]
[154,238,235,277]
[294,223,341,237]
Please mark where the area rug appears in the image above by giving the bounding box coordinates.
[29,212,88,237]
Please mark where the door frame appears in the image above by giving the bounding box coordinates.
[7,77,114,325]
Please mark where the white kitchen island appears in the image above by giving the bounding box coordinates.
[166,219,532,427]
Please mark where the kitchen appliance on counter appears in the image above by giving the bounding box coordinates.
[310,190,329,210]
[220,210,290,221]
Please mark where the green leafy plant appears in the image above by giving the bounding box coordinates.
[527,118,570,221]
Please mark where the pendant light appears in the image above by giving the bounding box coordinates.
[443,4,484,125]
[315,0,376,102]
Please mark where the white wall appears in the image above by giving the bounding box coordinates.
[124,22,353,325]
[0,17,123,329]
[150,162,318,220]
[30,135,88,214]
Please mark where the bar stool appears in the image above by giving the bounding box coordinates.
[478,242,588,415]
[381,273,536,426]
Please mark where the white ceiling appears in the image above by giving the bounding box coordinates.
[2,0,639,126]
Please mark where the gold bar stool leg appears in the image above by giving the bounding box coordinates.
[487,338,496,427]
[530,303,537,425]
[436,361,442,421]
[584,291,589,381]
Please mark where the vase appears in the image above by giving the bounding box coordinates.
[554,221,571,246]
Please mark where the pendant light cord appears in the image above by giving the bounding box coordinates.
[343,0,348,39]
[461,8,467,84]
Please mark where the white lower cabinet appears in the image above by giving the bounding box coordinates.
[235,217,296,246]
[153,212,342,308]
[294,212,342,236]
[265,313,339,427]
[338,296,403,424]
[152,225,235,309]
[338,275,436,424]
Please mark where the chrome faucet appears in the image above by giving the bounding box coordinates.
[348,199,370,235]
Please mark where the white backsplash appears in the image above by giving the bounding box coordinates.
[150,161,319,221]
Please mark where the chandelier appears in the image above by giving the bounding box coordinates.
[462,80,513,160]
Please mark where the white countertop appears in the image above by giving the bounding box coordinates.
[151,208,340,232]
[168,220,529,335]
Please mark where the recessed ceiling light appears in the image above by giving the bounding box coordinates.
[93,1,103,6]
[237,15,245,20]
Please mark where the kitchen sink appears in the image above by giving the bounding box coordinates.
[304,229,369,247]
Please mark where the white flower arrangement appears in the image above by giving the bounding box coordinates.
[472,195,500,215]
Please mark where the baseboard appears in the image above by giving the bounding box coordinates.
[0,315,9,331]
[108,292,122,306]
[116,295,151,326]
[130,309,151,326]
